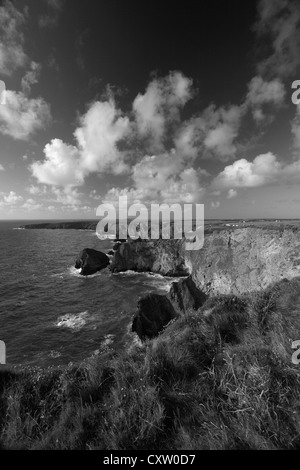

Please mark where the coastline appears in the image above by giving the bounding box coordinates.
[2,223,300,449]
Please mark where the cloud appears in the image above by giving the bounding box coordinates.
[291,104,300,150]
[211,201,220,209]
[47,52,59,72]
[26,184,47,195]
[104,152,206,205]
[51,186,82,207]
[75,100,131,175]
[46,0,63,9]
[227,189,237,199]
[132,151,205,203]
[31,139,83,186]
[0,90,51,140]
[212,152,300,190]
[212,153,281,189]
[202,105,243,160]
[22,198,42,211]
[39,0,63,28]
[0,0,28,75]
[256,0,300,78]
[246,76,286,123]
[133,71,193,152]
[75,29,89,70]
[89,189,102,201]
[33,69,288,204]
[160,168,205,204]
[21,62,41,94]
[0,164,4,171]
[32,99,131,186]
[0,191,23,207]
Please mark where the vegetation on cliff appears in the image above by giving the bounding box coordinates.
[1,276,300,450]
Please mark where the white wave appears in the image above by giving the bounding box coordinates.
[68,266,82,277]
[68,266,106,278]
[51,272,65,279]
[113,270,143,277]
[13,227,25,230]
[56,311,89,331]
[101,334,115,348]
[48,350,61,358]
[144,272,165,279]
[155,284,172,293]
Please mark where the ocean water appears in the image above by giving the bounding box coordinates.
[0,220,176,368]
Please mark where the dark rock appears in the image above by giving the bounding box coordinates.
[113,242,122,251]
[132,294,177,340]
[75,248,110,276]
[107,250,114,256]
[132,277,207,341]
[110,238,189,277]
[168,277,207,313]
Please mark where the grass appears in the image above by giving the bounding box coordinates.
[2,276,300,449]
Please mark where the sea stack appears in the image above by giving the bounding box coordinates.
[75,248,110,276]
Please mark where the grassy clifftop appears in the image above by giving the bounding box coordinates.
[2,276,300,450]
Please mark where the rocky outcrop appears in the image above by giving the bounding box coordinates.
[110,239,189,277]
[75,248,110,276]
[168,277,207,313]
[187,226,300,296]
[132,277,207,340]
[132,294,177,340]
[112,226,300,296]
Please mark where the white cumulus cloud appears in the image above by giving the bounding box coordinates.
[0,90,51,140]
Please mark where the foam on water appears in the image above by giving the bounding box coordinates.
[113,270,144,277]
[48,350,62,359]
[101,334,115,348]
[68,266,105,278]
[56,311,90,330]
[68,266,83,277]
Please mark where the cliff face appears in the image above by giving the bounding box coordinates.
[188,227,300,295]
[110,239,189,277]
[111,227,300,295]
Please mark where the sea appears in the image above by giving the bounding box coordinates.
[0,220,177,369]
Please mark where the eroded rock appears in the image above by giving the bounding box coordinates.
[75,248,110,276]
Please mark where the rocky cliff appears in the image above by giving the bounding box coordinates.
[110,238,189,277]
[75,248,110,276]
[132,277,207,339]
[111,226,300,296]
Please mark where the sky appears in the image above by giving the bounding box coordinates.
[1,0,300,220]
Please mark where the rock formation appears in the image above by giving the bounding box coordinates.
[132,277,207,340]
[110,239,189,277]
[168,277,207,313]
[132,294,177,340]
[75,248,110,276]
[187,226,300,296]
[112,226,300,296]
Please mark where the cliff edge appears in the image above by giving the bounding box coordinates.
[111,226,300,295]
